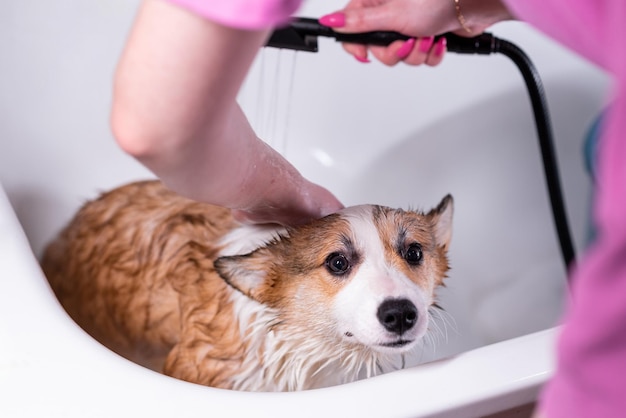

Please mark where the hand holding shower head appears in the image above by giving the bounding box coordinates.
[266,17,496,55]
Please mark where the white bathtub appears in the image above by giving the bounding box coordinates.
[0,186,553,417]
[0,0,610,417]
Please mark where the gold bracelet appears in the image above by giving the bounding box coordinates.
[454,0,473,34]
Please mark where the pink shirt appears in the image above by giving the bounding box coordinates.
[504,1,626,417]
[166,0,301,29]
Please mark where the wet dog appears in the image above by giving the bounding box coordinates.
[42,180,453,391]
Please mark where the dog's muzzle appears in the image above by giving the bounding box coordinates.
[377,298,418,336]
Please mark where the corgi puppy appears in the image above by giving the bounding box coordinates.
[42,180,453,391]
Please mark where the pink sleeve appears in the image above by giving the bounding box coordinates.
[503,1,626,417]
[502,1,607,69]
[165,0,303,29]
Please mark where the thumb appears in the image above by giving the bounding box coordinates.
[319,4,403,34]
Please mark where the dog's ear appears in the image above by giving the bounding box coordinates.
[213,248,274,303]
[428,194,454,251]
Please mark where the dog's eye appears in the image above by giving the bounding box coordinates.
[325,253,350,275]
[404,243,423,265]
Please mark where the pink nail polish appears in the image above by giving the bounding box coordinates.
[355,55,370,63]
[396,38,416,59]
[419,36,435,53]
[319,12,346,28]
[434,37,447,56]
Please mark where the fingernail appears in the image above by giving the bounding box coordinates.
[319,12,346,28]
[419,36,435,53]
[434,37,447,56]
[396,38,416,59]
[355,54,370,63]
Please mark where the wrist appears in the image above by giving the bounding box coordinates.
[452,0,513,34]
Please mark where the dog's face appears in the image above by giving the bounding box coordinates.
[215,195,453,355]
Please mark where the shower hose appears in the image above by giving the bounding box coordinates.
[445,32,576,275]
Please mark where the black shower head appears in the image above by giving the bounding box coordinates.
[266,17,411,53]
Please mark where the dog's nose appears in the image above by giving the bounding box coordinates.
[377,298,418,335]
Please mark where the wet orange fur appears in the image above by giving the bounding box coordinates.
[42,181,241,383]
[223,215,354,306]
[375,207,443,290]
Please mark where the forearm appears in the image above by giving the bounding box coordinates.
[111,0,343,225]
[111,0,272,207]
